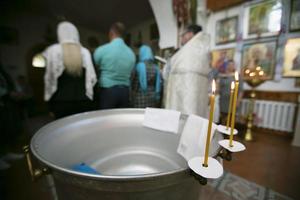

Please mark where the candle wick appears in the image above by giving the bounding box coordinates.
[202,163,208,168]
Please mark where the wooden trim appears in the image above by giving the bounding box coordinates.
[236,123,294,137]
[252,127,294,138]
[243,90,300,103]
[207,0,244,12]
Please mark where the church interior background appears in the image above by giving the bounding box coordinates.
[0,0,300,199]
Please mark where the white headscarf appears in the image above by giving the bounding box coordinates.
[43,21,97,101]
[57,21,80,44]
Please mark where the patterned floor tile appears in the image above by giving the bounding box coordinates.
[206,172,294,200]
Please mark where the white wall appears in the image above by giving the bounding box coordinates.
[149,0,178,49]
[205,1,300,92]
[0,13,106,81]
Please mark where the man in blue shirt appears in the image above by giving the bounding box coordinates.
[94,22,136,109]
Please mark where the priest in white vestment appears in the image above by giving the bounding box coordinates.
[164,25,211,117]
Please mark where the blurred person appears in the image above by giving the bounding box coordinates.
[0,63,24,170]
[15,75,33,98]
[131,45,161,108]
[15,75,35,117]
[215,51,229,73]
[94,22,135,109]
[181,24,202,46]
[43,21,97,119]
[162,25,202,82]
[219,60,244,124]
[164,24,210,117]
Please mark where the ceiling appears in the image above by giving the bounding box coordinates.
[0,0,155,32]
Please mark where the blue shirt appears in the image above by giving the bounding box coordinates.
[93,38,136,88]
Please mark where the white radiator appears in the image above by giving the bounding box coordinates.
[241,99,297,132]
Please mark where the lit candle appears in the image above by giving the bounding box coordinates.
[226,81,235,130]
[229,72,239,147]
[203,79,216,167]
[259,71,264,76]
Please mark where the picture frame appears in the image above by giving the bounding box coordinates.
[243,0,282,39]
[241,41,277,80]
[290,0,300,32]
[211,48,235,73]
[215,16,238,45]
[283,38,300,77]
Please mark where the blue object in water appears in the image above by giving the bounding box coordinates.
[71,163,100,175]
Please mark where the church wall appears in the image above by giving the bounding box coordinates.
[205,1,300,92]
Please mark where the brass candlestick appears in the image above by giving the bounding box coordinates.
[243,66,266,141]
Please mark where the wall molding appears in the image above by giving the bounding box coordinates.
[244,90,300,103]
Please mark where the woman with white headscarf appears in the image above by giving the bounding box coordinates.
[42,21,97,118]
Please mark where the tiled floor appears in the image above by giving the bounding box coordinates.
[224,129,300,200]
[205,171,293,200]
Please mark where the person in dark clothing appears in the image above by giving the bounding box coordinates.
[48,70,95,118]
[0,63,23,171]
[15,75,35,117]
[42,21,97,119]
[131,45,161,108]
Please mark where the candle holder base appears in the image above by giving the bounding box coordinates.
[218,139,246,152]
[217,149,232,161]
[188,157,223,179]
[189,170,208,185]
[244,128,253,141]
[217,125,238,135]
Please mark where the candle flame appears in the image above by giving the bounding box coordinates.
[212,79,216,94]
[256,66,261,71]
[231,81,235,90]
[245,69,250,74]
[250,72,255,77]
[235,71,239,81]
[259,71,264,76]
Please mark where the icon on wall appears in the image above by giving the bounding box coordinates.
[241,41,277,80]
[283,38,300,77]
[243,0,282,39]
[215,16,238,45]
[211,48,235,73]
